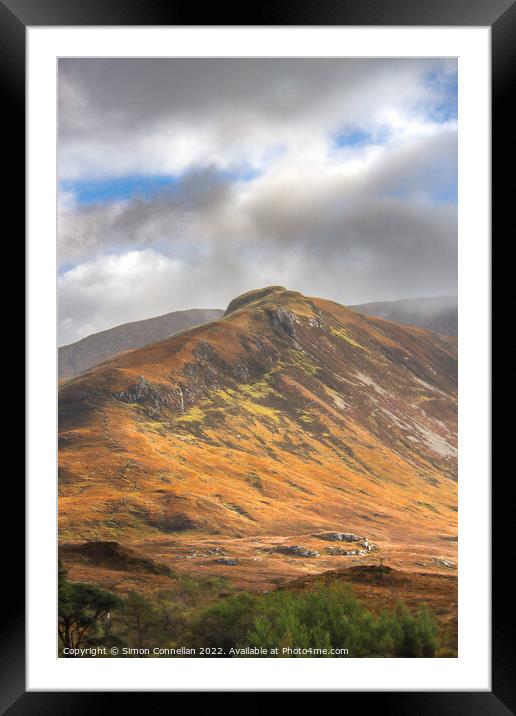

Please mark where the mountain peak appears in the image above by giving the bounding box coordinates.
[224,286,290,316]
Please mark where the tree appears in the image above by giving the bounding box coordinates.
[415,606,439,657]
[119,591,158,650]
[392,602,439,657]
[58,561,122,653]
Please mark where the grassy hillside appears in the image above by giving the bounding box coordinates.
[59,308,224,378]
[59,286,457,592]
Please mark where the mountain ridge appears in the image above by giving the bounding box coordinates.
[351,295,457,337]
[58,308,224,379]
[59,293,457,380]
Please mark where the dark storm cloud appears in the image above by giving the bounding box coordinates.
[59,166,235,261]
[59,58,448,136]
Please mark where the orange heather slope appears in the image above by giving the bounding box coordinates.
[58,287,457,591]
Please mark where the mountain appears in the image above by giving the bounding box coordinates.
[58,308,224,379]
[58,286,457,592]
[59,296,457,380]
[350,296,458,337]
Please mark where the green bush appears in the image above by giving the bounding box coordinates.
[181,583,439,658]
[58,567,441,658]
[183,593,258,652]
[392,603,439,657]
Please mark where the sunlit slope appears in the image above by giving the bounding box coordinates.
[59,308,224,378]
[59,286,457,548]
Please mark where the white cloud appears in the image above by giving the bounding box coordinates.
[59,250,184,343]
[57,58,457,344]
[58,58,457,180]
[58,247,301,345]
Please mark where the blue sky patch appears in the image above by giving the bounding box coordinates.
[419,68,458,123]
[61,174,179,205]
[333,128,372,149]
[62,165,262,206]
[333,125,391,150]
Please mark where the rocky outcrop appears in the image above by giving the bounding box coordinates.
[116,376,177,411]
[431,557,455,569]
[233,363,250,383]
[267,306,297,338]
[316,532,363,542]
[326,546,367,556]
[316,532,379,553]
[361,538,379,552]
[272,545,320,558]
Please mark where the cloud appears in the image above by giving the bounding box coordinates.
[59,250,185,343]
[58,248,296,345]
[57,58,457,344]
[58,58,457,180]
[58,171,456,345]
[58,166,236,263]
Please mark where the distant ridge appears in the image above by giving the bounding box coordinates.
[350,296,457,337]
[59,308,224,379]
[59,295,457,379]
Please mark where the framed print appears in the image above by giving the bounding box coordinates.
[4,0,509,709]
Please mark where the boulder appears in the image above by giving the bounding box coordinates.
[326,547,367,556]
[274,545,320,558]
[317,532,363,542]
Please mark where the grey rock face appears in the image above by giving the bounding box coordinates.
[233,363,250,383]
[116,376,180,415]
[317,532,363,542]
[326,547,368,556]
[267,307,297,338]
[273,545,320,557]
[431,557,455,569]
[317,532,379,553]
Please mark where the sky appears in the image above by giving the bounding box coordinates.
[58,58,457,346]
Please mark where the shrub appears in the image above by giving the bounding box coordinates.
[182,583,439,658]
[59,569,441,658]
[393,602,439,657]
[183,593,258,652]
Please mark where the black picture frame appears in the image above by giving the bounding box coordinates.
[5,0,507,710]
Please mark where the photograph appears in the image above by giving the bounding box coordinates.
[56,57,459,660]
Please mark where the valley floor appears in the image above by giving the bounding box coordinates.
[60,529,457,593]
[59,531,458,655]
